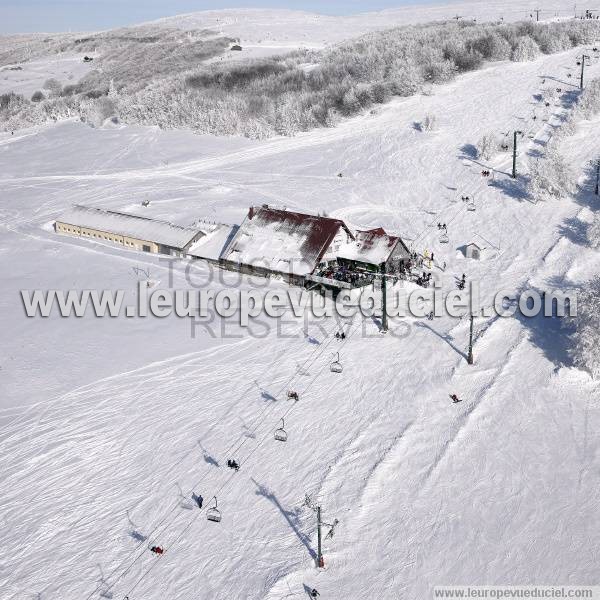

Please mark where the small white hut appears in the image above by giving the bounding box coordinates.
[465,241,486,260]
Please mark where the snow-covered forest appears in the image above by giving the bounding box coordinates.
[3,19,600,136]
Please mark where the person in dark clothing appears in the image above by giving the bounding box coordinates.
[193,493,203,508]
[450,394,461,403]
[227,459,240,471]
[150,546,164,554]
[311,590,320,598]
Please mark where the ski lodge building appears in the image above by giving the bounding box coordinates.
[54,205,204,257]
[218,205,354,285]
[54,204,411,290]
[336,227,411,273]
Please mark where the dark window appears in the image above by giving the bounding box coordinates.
[142,245,151,252]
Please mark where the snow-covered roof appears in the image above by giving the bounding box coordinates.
[466,234,489,250]
[57,205,204,249]
[187,223,239,261]
[466,241,486,250]
[222,206,352,275]
[337,227,408,265]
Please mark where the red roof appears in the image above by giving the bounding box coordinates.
[223,206,353,275]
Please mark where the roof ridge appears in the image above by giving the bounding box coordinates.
[72,204,196,232]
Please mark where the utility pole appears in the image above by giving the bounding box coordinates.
[580,54,590,90]
[512,130,523,178]
[381,263,388,333]
[467,314,474,365]
[595,159,600,195]
[534,8,541,21]
[317,506,324,568]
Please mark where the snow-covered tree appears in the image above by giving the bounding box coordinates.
[30,90,45,103]
[588,212,600,249]
[476,132,499,160]
[534,30,572,54]
[575,78,600,119]
[341,88,360,115]
[528,148,575,202]
[81,97,116,128]
[567,276,600,379]
[387,62,423,96]
[422,113,437,131]
[42,78,62,97]
[511,37,540,62]
[107,79,119,101]
[471,32,512,61]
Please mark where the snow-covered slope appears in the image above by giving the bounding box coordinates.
[149,2,583,50]
[0,53,95,97]
[1,15,600,600]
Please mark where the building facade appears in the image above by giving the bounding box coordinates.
[55,205,204,257]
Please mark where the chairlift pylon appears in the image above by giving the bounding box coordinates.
[206,496,221,523]
[274,418,288,442]
[330,352,343,373]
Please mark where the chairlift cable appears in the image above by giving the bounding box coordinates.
[87,319,351,599]
[84,317,343,600]
[120,320,360,599]
[226,320,348,458]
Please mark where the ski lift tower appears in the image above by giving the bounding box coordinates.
[579,54,591,90]
[380,262,388,333]
[467,314,474,365]
[304,495,338,568]
[512,130,523,178]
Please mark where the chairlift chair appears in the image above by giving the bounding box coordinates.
[467,199,476,212]
[439,232,449,244]
[274,419,288,442]
[330,352,343,373]
[206,496,221,523]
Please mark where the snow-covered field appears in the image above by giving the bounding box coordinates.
[151,1,583,50]
[2,6,600,600]
[0,53,95,97]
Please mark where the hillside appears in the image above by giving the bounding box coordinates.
[1,4,600,600]
[150,3,585,46]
